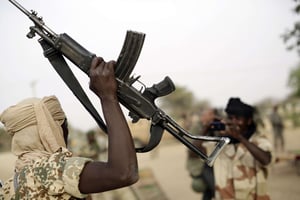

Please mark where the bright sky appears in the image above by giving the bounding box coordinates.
[0,0,299,131]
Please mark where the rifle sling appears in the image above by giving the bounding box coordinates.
[39,39,107,132]
[135,124,163,153]
[38,38,162,153]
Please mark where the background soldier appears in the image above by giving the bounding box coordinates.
[269,105,285,152]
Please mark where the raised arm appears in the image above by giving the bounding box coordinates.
[226,122,271,166]
[237,135,271,166]
[79,57,138,193]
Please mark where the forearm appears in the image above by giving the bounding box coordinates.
[239,136,271,166]
[79,58,138,193]
[101,97,138,175]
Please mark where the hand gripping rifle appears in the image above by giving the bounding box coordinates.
[9,0,230,166]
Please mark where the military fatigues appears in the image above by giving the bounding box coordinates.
[205,133,273,200]
[0,148,92,200]
[269,111,284,151]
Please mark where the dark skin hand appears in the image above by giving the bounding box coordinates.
[224,115,271,166]
[189,114,272,166]
[78,57,139,193]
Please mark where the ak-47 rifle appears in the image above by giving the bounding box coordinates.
[9,0,230,166]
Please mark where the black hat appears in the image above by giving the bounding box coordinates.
[225,98,254,118]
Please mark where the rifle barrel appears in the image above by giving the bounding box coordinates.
[9,0,31,17]
[9,0,58,38]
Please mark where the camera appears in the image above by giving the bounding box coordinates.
[209,120,226,131]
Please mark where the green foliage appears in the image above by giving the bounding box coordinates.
[288,63,300,97]
[158,84,210,120]
[158,85,193,119]
[283,1,300,98]
[288,111,300,127]
[282,0,300,55]
[283,97,300,127]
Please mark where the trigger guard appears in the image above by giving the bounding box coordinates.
[135,125,164,153]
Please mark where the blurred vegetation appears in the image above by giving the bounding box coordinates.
[283,97,300,127]
[282,0,300,127]
[282,0,300,55]
[288,63,300,97]
[159,81,300,129]
[283,0,300,99]
[158,84,210,121]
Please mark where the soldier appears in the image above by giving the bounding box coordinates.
[205,98,273,200]
[80,130,102,161]
[195,98,274,200]
[187,107,220,200]
[0,57,139,199]
[269,105,285,152]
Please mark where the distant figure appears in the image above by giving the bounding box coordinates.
[80,130,102,160]
[187,107,220,200]
[269,105,285,152]
[181,112,193,132]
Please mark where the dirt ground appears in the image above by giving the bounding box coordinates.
[1,128,299,200]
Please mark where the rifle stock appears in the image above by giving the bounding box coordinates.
[9,0,230,166]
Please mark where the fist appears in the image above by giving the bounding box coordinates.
[89,57,117,99]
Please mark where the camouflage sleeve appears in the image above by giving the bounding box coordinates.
[0,178,14,200]
[254,136,272,152]
[261,138,276,165]
[253,136,274,160]
[62,156,92,198]
[0,187,3,200]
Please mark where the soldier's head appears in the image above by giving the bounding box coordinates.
[0,95,68,170]
[86,130,96,144]
[273,105,279,112]
[225,97,256,142]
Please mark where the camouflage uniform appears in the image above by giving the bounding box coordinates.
[0,148,92,200]
[205,133,273,200]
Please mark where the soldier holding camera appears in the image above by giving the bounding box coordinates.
[206,98,273,200]
[188,98,273,200]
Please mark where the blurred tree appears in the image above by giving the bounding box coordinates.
[283,1,300,98]
[255,97,281,115]
[288,62,300,97]
[158,85,194,119]
[286,97,300,126]
[158,84,210,120]
[282,0,300,55]
[281,1,300,127]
